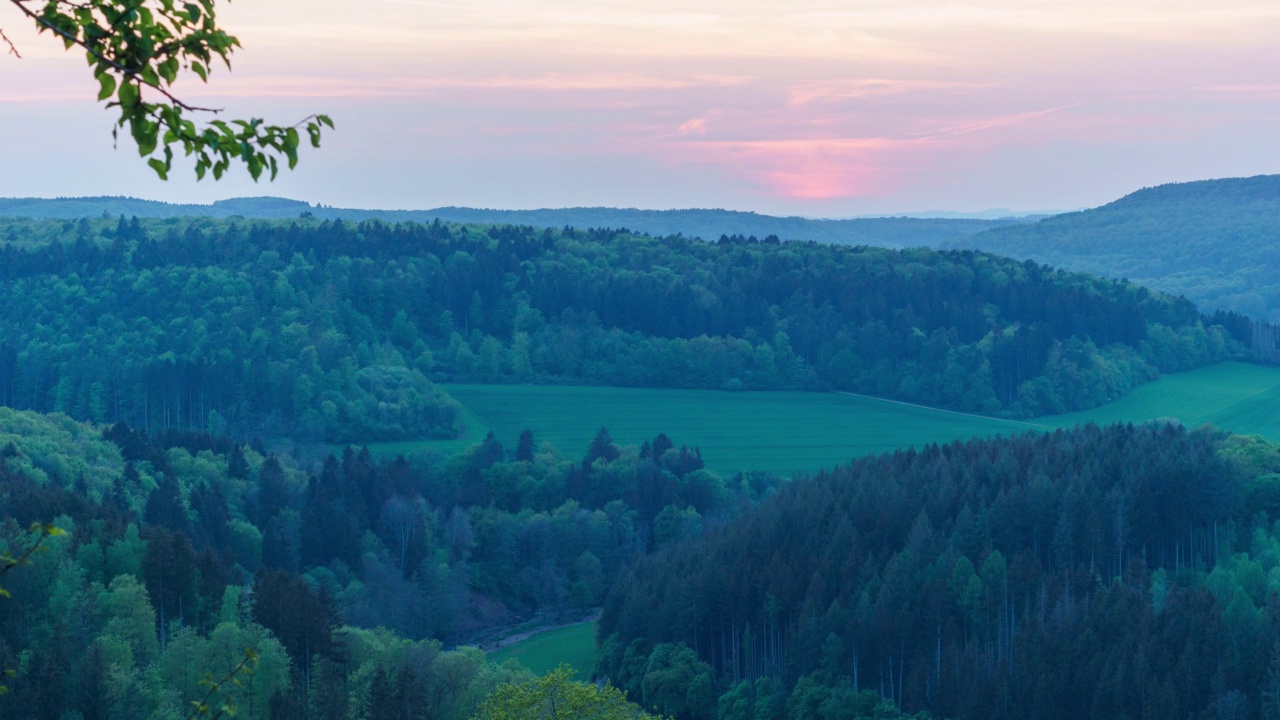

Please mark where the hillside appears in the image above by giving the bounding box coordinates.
[0,399,779,718]
[952,175,1280,321]
[0,196,1028,248]
[600,423,1280,720]
[0,217,1249,440]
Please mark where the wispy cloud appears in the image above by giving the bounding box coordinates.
[675,117,710,137]
[789,79,996,106]
[170,73,751,100]
[916,105,1079,139]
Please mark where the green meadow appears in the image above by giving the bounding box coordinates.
[438,384,1038,476]
[488,621,598,677]
[1038,361,1280,434]
[357,361,1280,477]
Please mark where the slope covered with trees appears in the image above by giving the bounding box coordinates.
[600,423,1280,720]
[0,404,785,719]
[953,175,1280,322]
[0,216,1253,438]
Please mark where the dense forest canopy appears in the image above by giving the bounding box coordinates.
[953,174,1280,322]
[0,404,783,719]
[0,216,1256,446]
[0,196,1027,248]
[600,422,1280,720]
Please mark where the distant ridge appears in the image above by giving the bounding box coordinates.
[950,174,1280,321]
[0,196,1031,248]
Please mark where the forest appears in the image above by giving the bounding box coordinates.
[956,174,1280,322]
[600,422,1280,720]
[0,215,1258,447]
[0,404,791,719]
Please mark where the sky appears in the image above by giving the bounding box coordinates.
[3,0,1280,216]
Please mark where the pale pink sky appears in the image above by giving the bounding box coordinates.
[4,0,1280,214]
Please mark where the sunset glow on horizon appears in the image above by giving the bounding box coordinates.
[4,0,1280,214]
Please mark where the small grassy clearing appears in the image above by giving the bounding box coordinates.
[488,621,598,677]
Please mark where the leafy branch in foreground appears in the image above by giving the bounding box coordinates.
[188,648,259,719]
[3,0,333,180]
[0,522,64,598]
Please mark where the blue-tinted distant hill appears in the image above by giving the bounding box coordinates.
[950,175,1280,321]
[0,196,1030,248]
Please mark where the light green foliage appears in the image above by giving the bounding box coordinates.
[106,524,146,581]
[473,665,664,720]
[7,0,332,181]
[489,621,598,677]
[207,625,288,719]
[421,646,531,720]
[99,573,160,665]
[342,626,439,671]
[0,408,123,501]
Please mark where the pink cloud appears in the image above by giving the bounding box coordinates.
[670,137,925,199]
[658,106,1077,200]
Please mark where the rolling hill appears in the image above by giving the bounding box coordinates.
[951,175,1280,321]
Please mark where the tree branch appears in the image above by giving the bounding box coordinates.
[0,524,63,598]
[5,0,224,113]
[0,27,19,58]
[188,649,258,720]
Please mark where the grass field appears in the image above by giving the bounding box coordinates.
[488,621,597,677]
[1039,362,1280,435]
[442,384,1040,476]
[355,361,1280,476]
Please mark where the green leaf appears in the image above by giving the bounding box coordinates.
[118,81,139,108]
[96,73,117,102]
[160,57,180,84]
[148,158,169,180]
